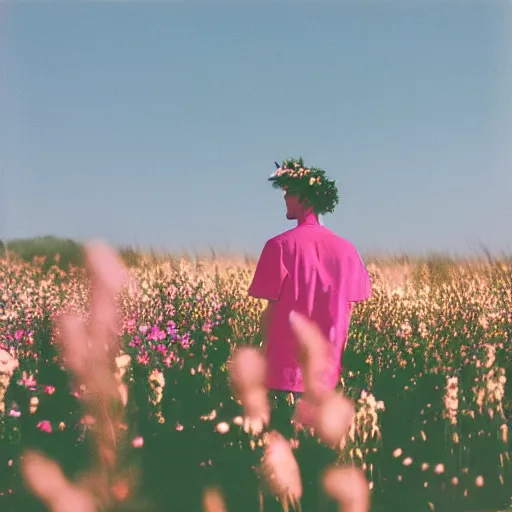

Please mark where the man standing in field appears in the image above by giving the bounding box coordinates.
[248,158,372,398]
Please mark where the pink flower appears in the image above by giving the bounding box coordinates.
[132,436,144,448]
[126,318,137,333]
[44,385,56,395]
[148,326,166,341]
[180,333,191,349]
[8,410,21,418]
[137,353,150,366]
[18,375,37,388]
[164,353,177,368]
[166,285,178,299]
[37,420,52,433]
[129,335,142,348]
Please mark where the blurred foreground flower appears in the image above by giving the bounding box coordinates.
[228,345,270,435]
[21,241,132,511]
[202,487,227,512]
[323,466,370,512]
[260,431,302,511]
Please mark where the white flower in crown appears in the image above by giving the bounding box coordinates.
[271,161,291,178]
[270,161,280,178]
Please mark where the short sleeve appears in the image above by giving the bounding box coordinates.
[343,247,372,303]
[248,238,288,301]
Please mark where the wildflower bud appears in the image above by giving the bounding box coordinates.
[434,464,444,474]
[228,346,266,395]
[323,466,370,512]
[314,391,355,448]
[132,436,144,448]
[260,431,302,508]
[228,348,269,434]
[215,422,230,434]
[203,487,227,512]
[242,389,270,435]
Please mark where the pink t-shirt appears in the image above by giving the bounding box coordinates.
[248,213,372,393]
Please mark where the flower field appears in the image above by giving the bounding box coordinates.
[0,247,511,511]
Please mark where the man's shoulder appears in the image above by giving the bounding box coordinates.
[307,227,357,250]
[318,230,366,262]
[329,231,358,251]
[263,228,363,259]
[264,228,295,247]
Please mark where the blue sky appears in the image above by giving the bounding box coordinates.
[1,1,511,257]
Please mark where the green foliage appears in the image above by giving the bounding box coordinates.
[1,236,84,270]
[269,157,340,215]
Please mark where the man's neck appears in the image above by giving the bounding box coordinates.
[297,210,320,226]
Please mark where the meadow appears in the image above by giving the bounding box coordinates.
[0,237,511,511]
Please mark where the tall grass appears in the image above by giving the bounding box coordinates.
[3,236,509,284]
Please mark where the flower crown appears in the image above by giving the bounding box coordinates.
[268,157,339,215]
